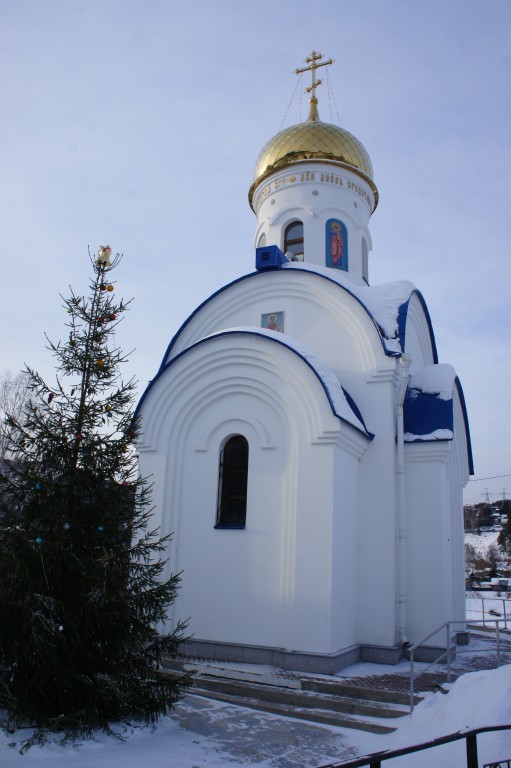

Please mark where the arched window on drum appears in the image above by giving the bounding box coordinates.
[284,221,304,261]
[216,435,249,528]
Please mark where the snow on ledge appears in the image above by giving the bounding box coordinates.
[405,428,453,442]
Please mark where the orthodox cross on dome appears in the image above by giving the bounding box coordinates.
[295,50,334,122]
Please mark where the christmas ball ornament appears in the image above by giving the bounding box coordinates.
[100,283,107,291]
[36,537,43,544]
[35,482,41,491]
[106,284,114,292]
[106,404,112,411]
[75,433,83,441]
[98,316,105,324]
[97,359,104,368]
[98,525,105,532]
[109,313,116,321]
[47,392,55,403]
[63,522,71,530]
[41,464,47,472]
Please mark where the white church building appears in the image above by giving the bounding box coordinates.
[136,52,473,673]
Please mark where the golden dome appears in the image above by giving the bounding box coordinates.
[249,114,378,212]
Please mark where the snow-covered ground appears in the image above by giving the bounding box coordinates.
[1,662,511,767]
[381,664,511,767]
[465,528,501,553]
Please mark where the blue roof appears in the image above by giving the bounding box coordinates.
[404,389,454,438]
[403,374,474,475]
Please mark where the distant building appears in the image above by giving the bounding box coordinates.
[136,53,473,672]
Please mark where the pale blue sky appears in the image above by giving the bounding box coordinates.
[1,0,510,504]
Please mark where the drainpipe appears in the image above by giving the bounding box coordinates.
[396,354,412,646]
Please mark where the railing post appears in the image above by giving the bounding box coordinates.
[410,650,415,715]
[466,732,478,768]
[482,596,485,627]
[497,622,501,666]
[447,622,452,682]
[504,599,508,631]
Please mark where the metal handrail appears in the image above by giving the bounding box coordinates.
[316,723,511,768]
[316,621,511,767]
[408,620,451,714]
[466,592,510,631]
[409,619,505,713]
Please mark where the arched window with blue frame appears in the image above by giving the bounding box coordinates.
[216,435,249,528]
[284,220,304,259]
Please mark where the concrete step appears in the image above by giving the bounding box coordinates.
[301,676,420,707]
[189,686,396,734]
[162,658,420,734]
[188,675,409,720]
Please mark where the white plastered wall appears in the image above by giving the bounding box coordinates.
[356,368,400,648]
[401,292,437,373]
[164,270,387,434]
[401,299,469,644]
[404,392,469,647]
[404,440,453,644]
[138,332,369,655]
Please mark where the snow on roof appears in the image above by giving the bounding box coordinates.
[283,262,416,354]
[203,326,373,439]
[408,363,457,401]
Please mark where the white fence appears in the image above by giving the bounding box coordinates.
[466,592,511,630]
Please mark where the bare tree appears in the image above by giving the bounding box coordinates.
[465,542,477,571]
[464,505,480,533]
[0,370,30,461]
[486,542,500,577]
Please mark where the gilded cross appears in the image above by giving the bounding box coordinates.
[295,50,334,111]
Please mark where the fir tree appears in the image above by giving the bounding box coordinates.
[0,247,188,737]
